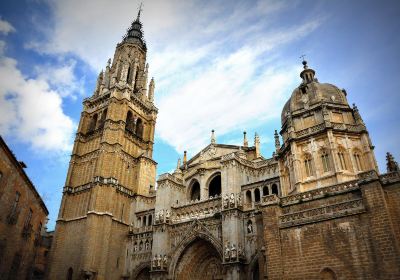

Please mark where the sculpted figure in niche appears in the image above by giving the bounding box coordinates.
[247,220,253,234]
[133,242,138,252]
[155,212,159,224]
[152,255,157,269]
[237,193,242,206]
[238,244,243,258]
[224,243,230,261]
[157,254,162,268]
[145,241,149,251]
[230,244,237,259]
[165,210,170,222]
[159,210,164,222]
[223,194,229,208]
[229,193,235,207]
[163,255,168,269]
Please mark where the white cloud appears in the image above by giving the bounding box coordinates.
[0,18,15,34]
[35,59,85,99]
[0,50,75,153]
[26,0,322,155]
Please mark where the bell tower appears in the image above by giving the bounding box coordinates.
[48,10,158,280]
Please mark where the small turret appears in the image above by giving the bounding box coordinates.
[211,130,216,144]
[243,131,248,147]
[274,130,280,151]
[300,60,316,84]
[254,133,260,158]
[386,152,399,172]
[148,77,155,102]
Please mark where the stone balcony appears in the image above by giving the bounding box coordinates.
[171,196,222,223]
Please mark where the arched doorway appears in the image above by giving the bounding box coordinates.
[135,267,150,280]
[208,173,221,198]
[189,180,201,201]
[174,238,223,280]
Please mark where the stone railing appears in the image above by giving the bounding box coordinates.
[261,194,280,206]
[221,152,276,170]
[158,173,183,185]
[172,197,222,223]
[357,170,379,183]
[279,198,365,228]
[280,180,359,206]
[295,123,325,138]
[63,176,135,197]
[129,225,153,235]
[380,171,400,184]
[331,122,364,133]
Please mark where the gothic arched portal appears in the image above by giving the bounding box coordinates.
[174,237,223,280]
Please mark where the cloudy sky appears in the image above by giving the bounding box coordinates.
[0,0,399,229]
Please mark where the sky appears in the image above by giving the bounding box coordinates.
[0,0,399,230]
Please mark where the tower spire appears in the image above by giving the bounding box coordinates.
[121,4,146,50]
[137,2,143,21]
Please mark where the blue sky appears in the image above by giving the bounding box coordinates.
[0,0,399,230]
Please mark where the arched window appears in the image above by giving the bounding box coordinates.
[88,113,98,133]
[67,267,73,280]
[353,152,363,171]
[246,190,251,204]
[320,267,337,280]
[208,174,221,197]
[271,184,278,195]
[254,189,260,202]
[304,154,314,177]
[190,180,200,201]
[337,148,347,170]
[99,109,107,129]
[127,66,132,84]
[136,118,143,138]
[148,215,152,226]
[262,186,269,196]
[142,216,147,227]
[134,66,140,91]
[321,150,331,172]
[125,111,135,133]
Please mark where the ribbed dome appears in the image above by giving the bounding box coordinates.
[281,62,349,125]
[121,11,147,50]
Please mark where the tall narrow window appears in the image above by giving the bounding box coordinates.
[134,66,140,91]
[354,153,362,171]
[8,191,20,224]
[304,155,314,177]
[271,184,279,195]
[136,118,143,138]
[254,188,260,202]
[125,111,135,133]
[127,66,132,83]
[88,113,98,133]
[321,151,331,172]
[338,151,347,170]
[25,208,33,227]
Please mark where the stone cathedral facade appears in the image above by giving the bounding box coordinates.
[47,13,400,280]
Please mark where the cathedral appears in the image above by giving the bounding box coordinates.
[47,11,400,280]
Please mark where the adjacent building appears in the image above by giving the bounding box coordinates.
[47,12,400,280]
[0,136,49,280]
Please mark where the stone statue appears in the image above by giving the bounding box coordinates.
[223,194,229,208]
[163,255,168,269]
[155,212,159,223]
[165,210,170,222]
[224,243,230,261]
[157,254,162,268]
[247,221,253,234]
[159,210,164,222]
[238,244,243,258]
[152,255,157,269]
[145,241,149,251]
[230,243,237,259]
[229,193,235,208]
[237,193,242,207]
[133,243,138,252]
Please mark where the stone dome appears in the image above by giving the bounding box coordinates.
[281,62,349,125]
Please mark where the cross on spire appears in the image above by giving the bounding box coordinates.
[300,54,306,61]
[137,2,143,21]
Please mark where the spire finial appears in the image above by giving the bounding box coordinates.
[211,130,216,144]
[274,129,280,151]
[137,2,143,21]
[243,131,248,147]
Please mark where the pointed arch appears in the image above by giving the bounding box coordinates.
[303,153,314,178]
[67,267,73,280]
[134,66,140,91]
[188,179,200,201]
[88,113,98,133]
[131,262,151,280]
[320,267,337,280]
[207,172,221,198]
[125,111,135,133]
[169,228,223,279]
[254,188,260,202]
[136,118,143,138]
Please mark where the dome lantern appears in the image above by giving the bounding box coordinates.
[300,60,316,83]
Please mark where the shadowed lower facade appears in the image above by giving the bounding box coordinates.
[47,12,400,280]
